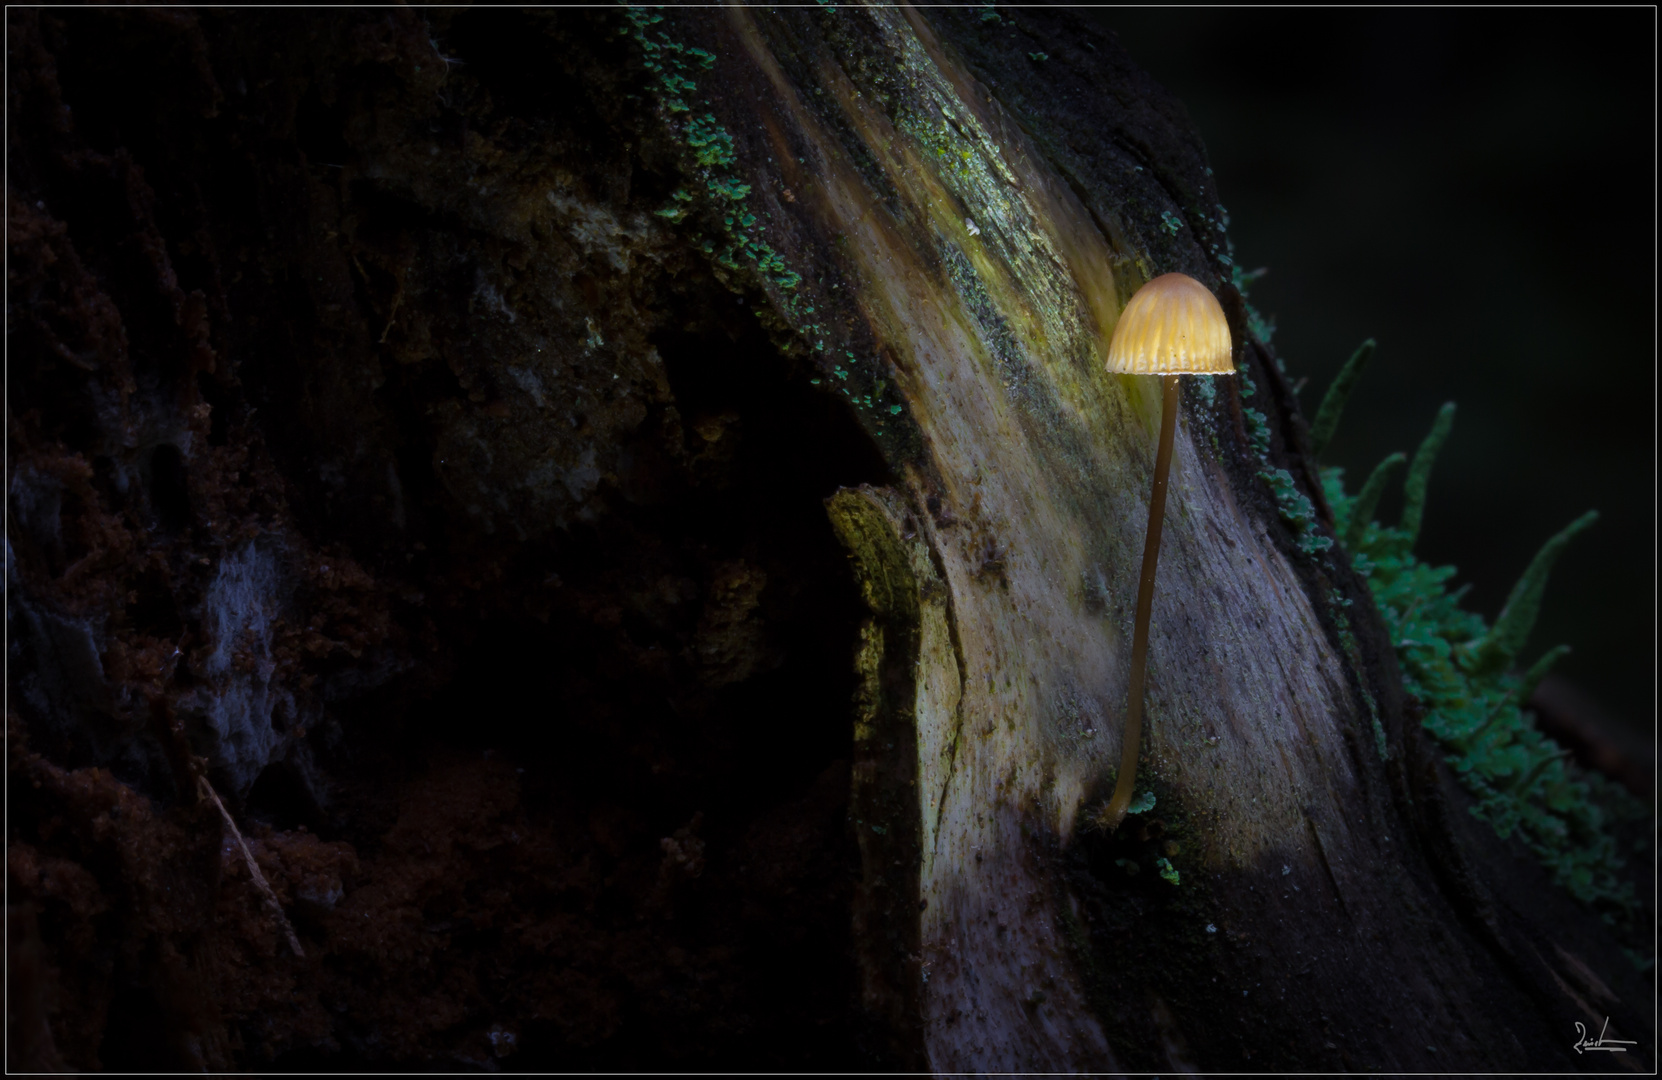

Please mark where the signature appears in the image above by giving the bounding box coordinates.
[1573,1017,1638,1054]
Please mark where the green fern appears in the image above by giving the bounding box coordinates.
[1316,374,1647,950]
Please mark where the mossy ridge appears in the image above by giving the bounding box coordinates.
[1234,353,1330,558]
[1257,468,1333,558]
[619,10,800,287]
[619,6,911,443]
[1205,212,1330,554]
[1316,411,1648,954]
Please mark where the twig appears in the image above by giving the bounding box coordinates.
[196,773,305,958]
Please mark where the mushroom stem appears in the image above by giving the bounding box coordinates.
[1103,373,1181,829]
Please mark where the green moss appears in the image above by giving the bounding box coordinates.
[1222,311,1341,558]
[622,8,926,441]
[1193,375,1217,407]
[1208,201,1275,344]
[1229,262,1275,345]
[1240,408,1269,458]
[1258,468,1332,557]
[621,9,809,303]
[652,186,696,222]
[682,114,736,167]
[706,176,752,202]
[1317,400,1647,952]
[1235,365,1275,465]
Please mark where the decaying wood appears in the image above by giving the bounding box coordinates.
[5,5,1649,1072]
[694,6,1652,1072]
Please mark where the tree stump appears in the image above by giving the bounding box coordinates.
[6,5,1650,1072]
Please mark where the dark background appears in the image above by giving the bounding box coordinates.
[1090,8,1655,736]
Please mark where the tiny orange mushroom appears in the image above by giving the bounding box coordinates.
[1099,273,1234,830]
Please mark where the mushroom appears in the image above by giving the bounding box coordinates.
[1098,272,1234,830]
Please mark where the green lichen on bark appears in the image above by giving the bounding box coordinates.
[621,6,934,456]
[621,10,806,295]
[1258,468,1333,556]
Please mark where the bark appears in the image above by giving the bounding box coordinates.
[5,5,1651,1073]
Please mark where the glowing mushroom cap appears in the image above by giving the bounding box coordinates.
[1106,272,1235,375]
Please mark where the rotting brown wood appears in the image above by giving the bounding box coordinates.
[5,5,1650,1073]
